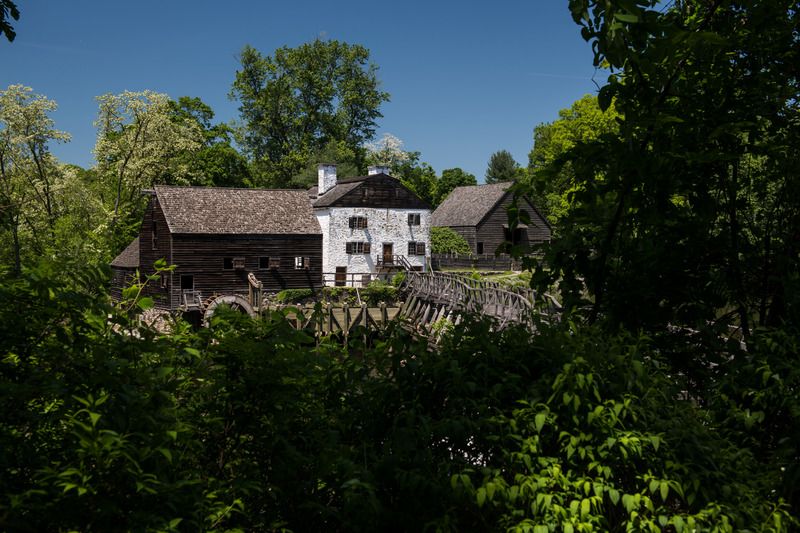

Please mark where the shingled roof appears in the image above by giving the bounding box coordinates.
[111,237,139,268]
[154,185,321,234]
[432,182,512,227]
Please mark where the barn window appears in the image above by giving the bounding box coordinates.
[408,213,421,226]
[348,216,368,229]
[408,242,426,256]
[269,257,280,269]
[346,242,371,254]
[223,257,234,270]
[180,275,194,290]
[151,221,158,250]
[477,242,484,254]
[233,257,245,270]
[294,257,310,270]
[259,257,269,269]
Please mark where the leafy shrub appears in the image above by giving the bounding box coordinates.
[431,226,471,254]
[274,288,315,303]
[361,280,398,305]
[321,286,357,304]
[391,271,406,287]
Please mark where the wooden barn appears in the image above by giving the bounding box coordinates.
[431,182,551,255]
[111,185,322,311]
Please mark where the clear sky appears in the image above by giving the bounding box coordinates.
[1,1,602,181]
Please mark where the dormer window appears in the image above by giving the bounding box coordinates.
[349,216,368,229]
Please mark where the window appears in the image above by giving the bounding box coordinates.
[269,257,280,269]
[294,256,310,270]
[223,257,234,270]
[346,241,371,254]
[408,213,421,226]
[233,257,245,270]
[348,216,368,229]
[477,242,484,254]
[408,241,426,256]
[259,256,280,270]
[180,274,194,290]
[151,220,158,250]
[259,257,269,270]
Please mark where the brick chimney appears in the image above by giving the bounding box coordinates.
[318,163,337,195]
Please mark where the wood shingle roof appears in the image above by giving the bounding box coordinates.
[431,182,512,227]
[110,237,139,268]
[154,185,321,235]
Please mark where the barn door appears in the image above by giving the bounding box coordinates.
[335,266,347,287]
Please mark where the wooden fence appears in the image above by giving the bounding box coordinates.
[431,253,523,271]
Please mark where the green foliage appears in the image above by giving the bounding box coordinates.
[486,149,521,184]
[0,264,795,530]
[231,40,389,188]
[361,279,397,305]
[290,139,361,189]
[274,288,315,303]
[0,0,19,42]
[390,271,406,287]
[431,226,471,254]
[436,167,476,205]
[528,94,620,222]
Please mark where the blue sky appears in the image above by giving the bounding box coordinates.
[2,1,602,181]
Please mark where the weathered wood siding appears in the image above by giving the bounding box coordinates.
[169,234,323,309]
[330,175,430,209]
[139,196,173,309]
[110,267,139,302]
[447,226,478,252]
[475,193,551,255]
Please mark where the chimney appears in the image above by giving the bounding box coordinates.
[368,165,390,176]
[318,163,337,195]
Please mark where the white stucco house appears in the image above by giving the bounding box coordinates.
[308,164,432,286]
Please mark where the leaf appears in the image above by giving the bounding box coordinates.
[614,12,639,23]
[535,413,546,433]
[580,498,590,517]
[157,447,173,463]
[88,411,101,427]
[137,297,154,310]
[659,481,669,501]
[622,493,635,513]
[609,488,620,505]
[477,487,486,507]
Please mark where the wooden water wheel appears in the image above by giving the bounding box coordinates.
[202,294,256,325]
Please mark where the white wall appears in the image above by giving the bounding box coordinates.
[316,206,431,285]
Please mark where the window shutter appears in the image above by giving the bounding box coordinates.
[349,217,354,228]
[304,257,310,269]
[364,242,371,253]
[417,242,426,256]
[362,218,368,228]
[408,242,414,255]
[346,242,352,254]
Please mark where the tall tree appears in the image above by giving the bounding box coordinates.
[536,1,800,338]
[169,96,251,188]
[94,90,204,246]
[435,167,476,205]
[0,85,70,274]
[529,94,620,222]
[485,150,519,184]
[231,40,389,188]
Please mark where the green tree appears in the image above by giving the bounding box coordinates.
[169,96,251,188]
[94,90,204,250]
[231,40,389,188]
[485,150,520,184]
[0,85,70,274]
[529,94,620,222]
[367,133,438,205]
[436,167,476,205]
[430,226,471,254]
[291,139,360,189]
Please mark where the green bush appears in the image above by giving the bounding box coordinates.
[274,288,315,303]
[321,286,358,304]
[361,280,398,305]
[431,226,471,254]
[390,271,406,287]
